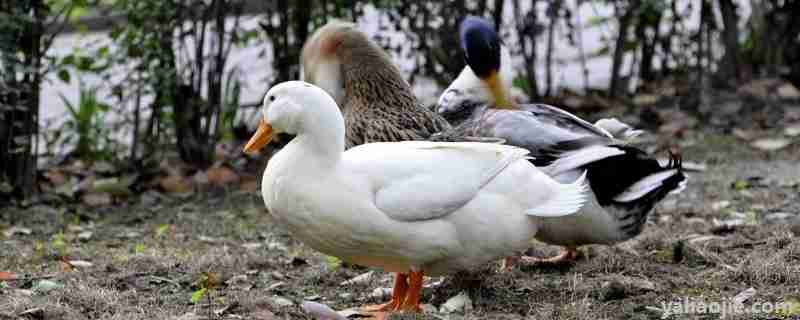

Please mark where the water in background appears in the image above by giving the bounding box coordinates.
[39,1,749,139]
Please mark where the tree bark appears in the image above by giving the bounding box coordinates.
[545,1,559,97]
[512,0,539,99]
[717,0,739,85]
[0,0,44,201]
[609,0,640,98]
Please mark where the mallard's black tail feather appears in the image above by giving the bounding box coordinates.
[585,148,686,238]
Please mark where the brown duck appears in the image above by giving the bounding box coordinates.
[301,20,450,149]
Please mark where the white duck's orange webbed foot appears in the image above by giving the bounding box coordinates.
[520,247,579,265]
[397,271,424,313]
[361,273,408,312]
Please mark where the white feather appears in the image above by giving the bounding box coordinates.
[526,171,588,217]
[613,169,680,202]
[542,145,626,176]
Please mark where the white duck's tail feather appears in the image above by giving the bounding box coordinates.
[613,169,683,202]
[542,145,626,176]
[526,171,589,217]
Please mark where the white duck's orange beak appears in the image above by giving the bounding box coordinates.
[243,118,274,154]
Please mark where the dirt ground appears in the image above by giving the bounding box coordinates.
[2,104,800,319]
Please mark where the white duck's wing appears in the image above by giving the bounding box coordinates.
[343,141,528,222]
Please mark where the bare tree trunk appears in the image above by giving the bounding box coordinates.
[638,9,661,82]
[609,0,640,98]
[513,0,539,99]
[717,0,739,86]
[492,0,504,30]
[0,0,44,201]
[660,0,678,77]
[130,72,141,164]
[544,1,559,97]
[574,0,589,92]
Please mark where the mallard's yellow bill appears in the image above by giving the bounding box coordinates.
[243,118,274,154]
[486,71,515,109]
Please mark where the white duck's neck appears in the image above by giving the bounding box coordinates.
[282,106,346,170]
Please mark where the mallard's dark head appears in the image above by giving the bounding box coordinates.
[460,16,501,79]
[459,16,513,108]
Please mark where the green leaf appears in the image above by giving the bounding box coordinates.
[325,255,342,270]
[190,288,207,304]
[97,46,109,58]
[155,224,169,238]
[69,6,88,23]
[77,56,94,71]
[57,69,70,83]
[61,54,75,66]
[134,243,145,254]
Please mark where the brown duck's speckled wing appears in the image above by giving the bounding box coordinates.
[345,103,451,148]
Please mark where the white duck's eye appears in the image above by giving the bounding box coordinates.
[268,95,276,102]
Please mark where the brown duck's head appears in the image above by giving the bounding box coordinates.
[301,20,403,109]
[301,21,358,107]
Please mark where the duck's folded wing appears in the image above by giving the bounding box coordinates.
[518,103,614,139]
[344,141,528,222]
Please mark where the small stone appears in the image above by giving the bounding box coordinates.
[32,279,63,293]
[270,296,295,307]
[82,192,112,207]
[77,231,93,241]
[241,242,263,250]
[785,123,800,137]
[421,304,437,313]
[267,242,288,252]
[270,271,286,280]
[266,281,284,291]
[764,212,794,223]
[340,271,374,286]
[732,287,757,304]
[304,295,321,301]
[67,260,93,268]
[688,235,724,244]
[120,231,141,239]
[789,218,800,237]
[301,301,346,320]
[226,274,248,285]
[439,291,473,314]
[600,280,627,301]
[777,83,800,99]
[751,138,791,151]
[338,293,352,299]
[3,226,32,237]
[711,201,731,212]
[370,287,392,299]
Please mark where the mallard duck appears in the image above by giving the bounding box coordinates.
[300,20,451,149]
[435,16,687,264]
[243,81,589,316]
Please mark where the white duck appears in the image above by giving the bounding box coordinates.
[243,81,589,317]
[435,17,687,265]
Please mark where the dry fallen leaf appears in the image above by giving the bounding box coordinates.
[159,175,193,193]
[239,177,259,192]
[82,192,112,207]
[206,166,239,186]
[0,271,18,281]
[43,169,67,186]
